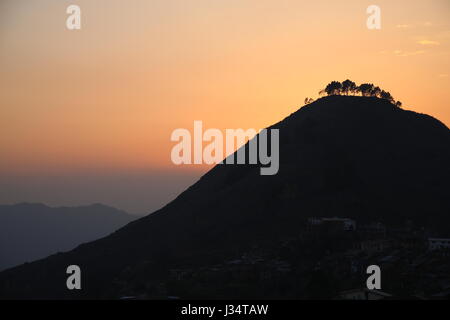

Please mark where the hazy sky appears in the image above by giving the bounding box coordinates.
[1,0,449,214]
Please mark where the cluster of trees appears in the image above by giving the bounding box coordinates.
[317,80,402,107]
[304,97,314,104]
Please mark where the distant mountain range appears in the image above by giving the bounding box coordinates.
[0,203,136,271]
[1,96,449,299]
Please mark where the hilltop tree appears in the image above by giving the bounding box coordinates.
[317,80,402,108]
[380,90,394,103]
[324,81,342,95]
[370,86,382,98]
[358,83,375,97]
[341,80,357,95]
[304,97,314,104]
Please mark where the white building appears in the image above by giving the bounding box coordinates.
[307,217,323,226]
[308,217,356,231]
[428,238,450,251]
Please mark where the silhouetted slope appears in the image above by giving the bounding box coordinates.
[1,96,449,299]
[0,203,136,271]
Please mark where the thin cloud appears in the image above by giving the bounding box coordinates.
[417,40,440,46]
[396,22,435,29]
[393,50,425,57]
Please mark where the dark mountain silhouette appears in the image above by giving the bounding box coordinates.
[1,96,449,299]
[0,203,136,271]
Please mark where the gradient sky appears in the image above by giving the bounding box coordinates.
[1,0,449,214]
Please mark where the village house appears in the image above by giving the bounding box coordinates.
[359,222,386,237]
[307,217,356,231]
[428,238,450,251]
[357,239,390,255]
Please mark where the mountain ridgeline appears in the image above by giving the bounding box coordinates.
[0,96,449,299]
[0,203,136,271]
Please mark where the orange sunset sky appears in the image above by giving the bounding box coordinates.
[0,0,449,213]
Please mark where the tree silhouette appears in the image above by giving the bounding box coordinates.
[324,81,342,95]
[380,90,394,103]
[370,86,381,98]
[304,97,314,104]
[358,83,374,97]
[342,80,356,95]
[318,80,402,108]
